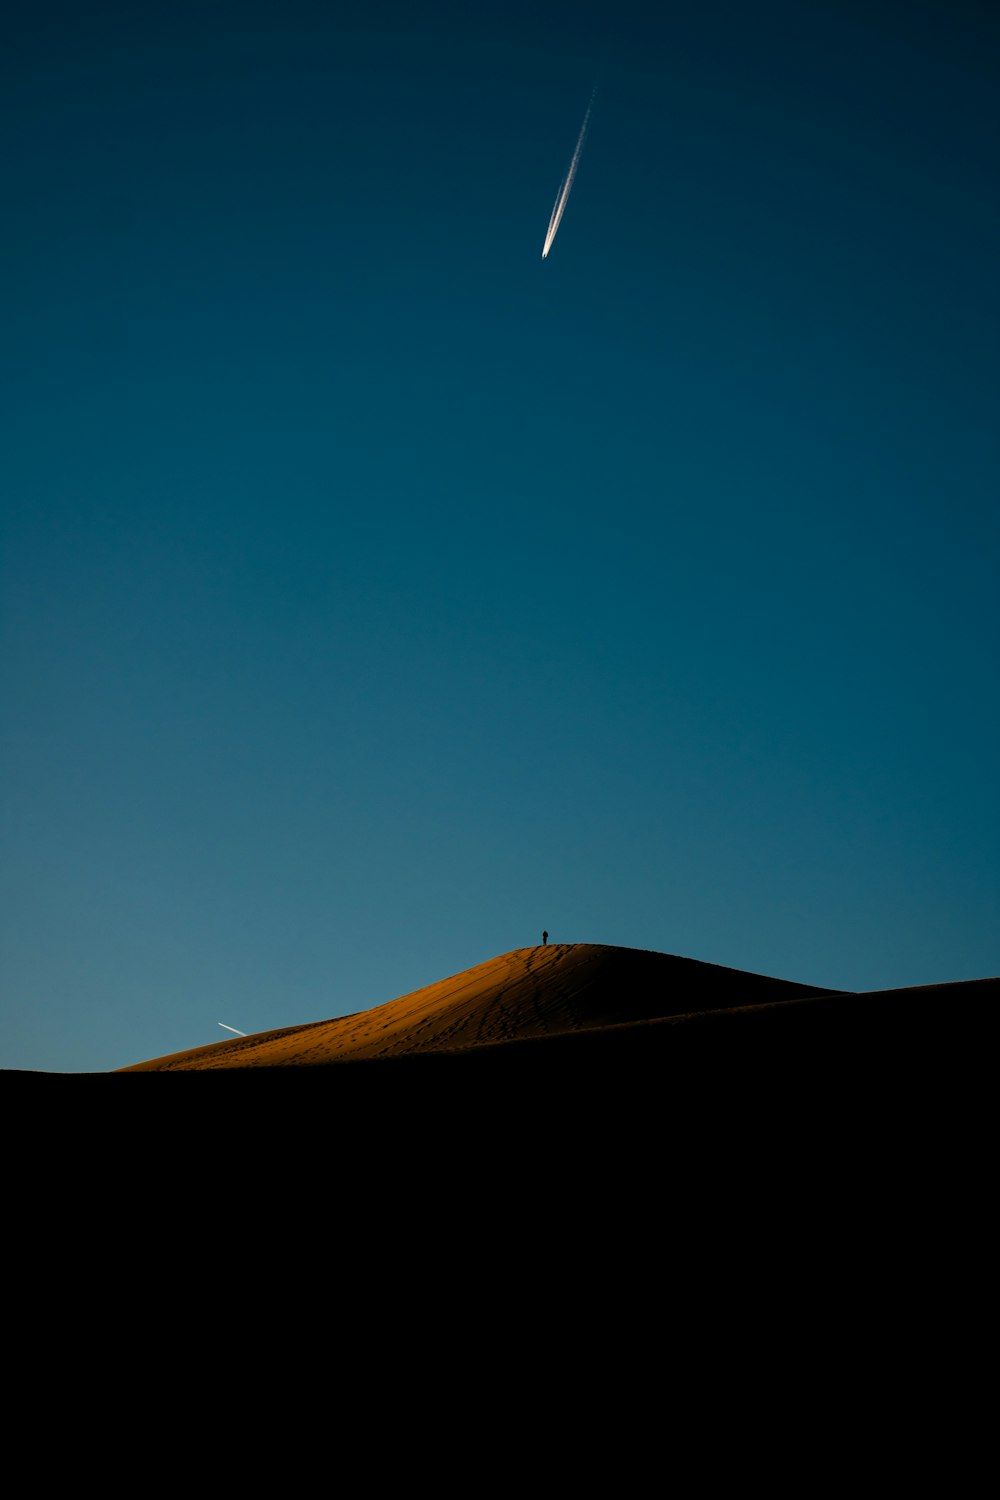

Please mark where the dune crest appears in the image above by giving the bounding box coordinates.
[118,943,837,1072]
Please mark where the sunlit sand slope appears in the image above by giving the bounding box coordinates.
[119,943,837,1071]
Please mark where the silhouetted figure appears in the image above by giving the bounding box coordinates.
[542,930,548,946]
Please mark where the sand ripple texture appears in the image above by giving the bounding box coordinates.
[117,943,836,1071]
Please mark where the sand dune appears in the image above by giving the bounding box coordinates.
[118,943,842,1071]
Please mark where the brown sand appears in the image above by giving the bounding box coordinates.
[117,942,840,1071]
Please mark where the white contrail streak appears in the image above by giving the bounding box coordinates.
[541,88,596,259]
[218,1022,247,1036]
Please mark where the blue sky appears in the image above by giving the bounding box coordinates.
[3,1,998,1071]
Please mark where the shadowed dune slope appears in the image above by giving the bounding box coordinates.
[118,943,839,1071]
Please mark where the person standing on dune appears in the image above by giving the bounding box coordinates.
[542,930,548,945]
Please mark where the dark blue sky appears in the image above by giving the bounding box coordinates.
[3,1,998,1071]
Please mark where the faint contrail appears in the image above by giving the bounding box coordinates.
[541,86,596,259]
[218,1022,246,1036]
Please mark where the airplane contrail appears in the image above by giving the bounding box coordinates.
[541,87,596,259]
[218,1023,246,1036]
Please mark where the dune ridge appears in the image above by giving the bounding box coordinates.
[118,943,840,1072]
